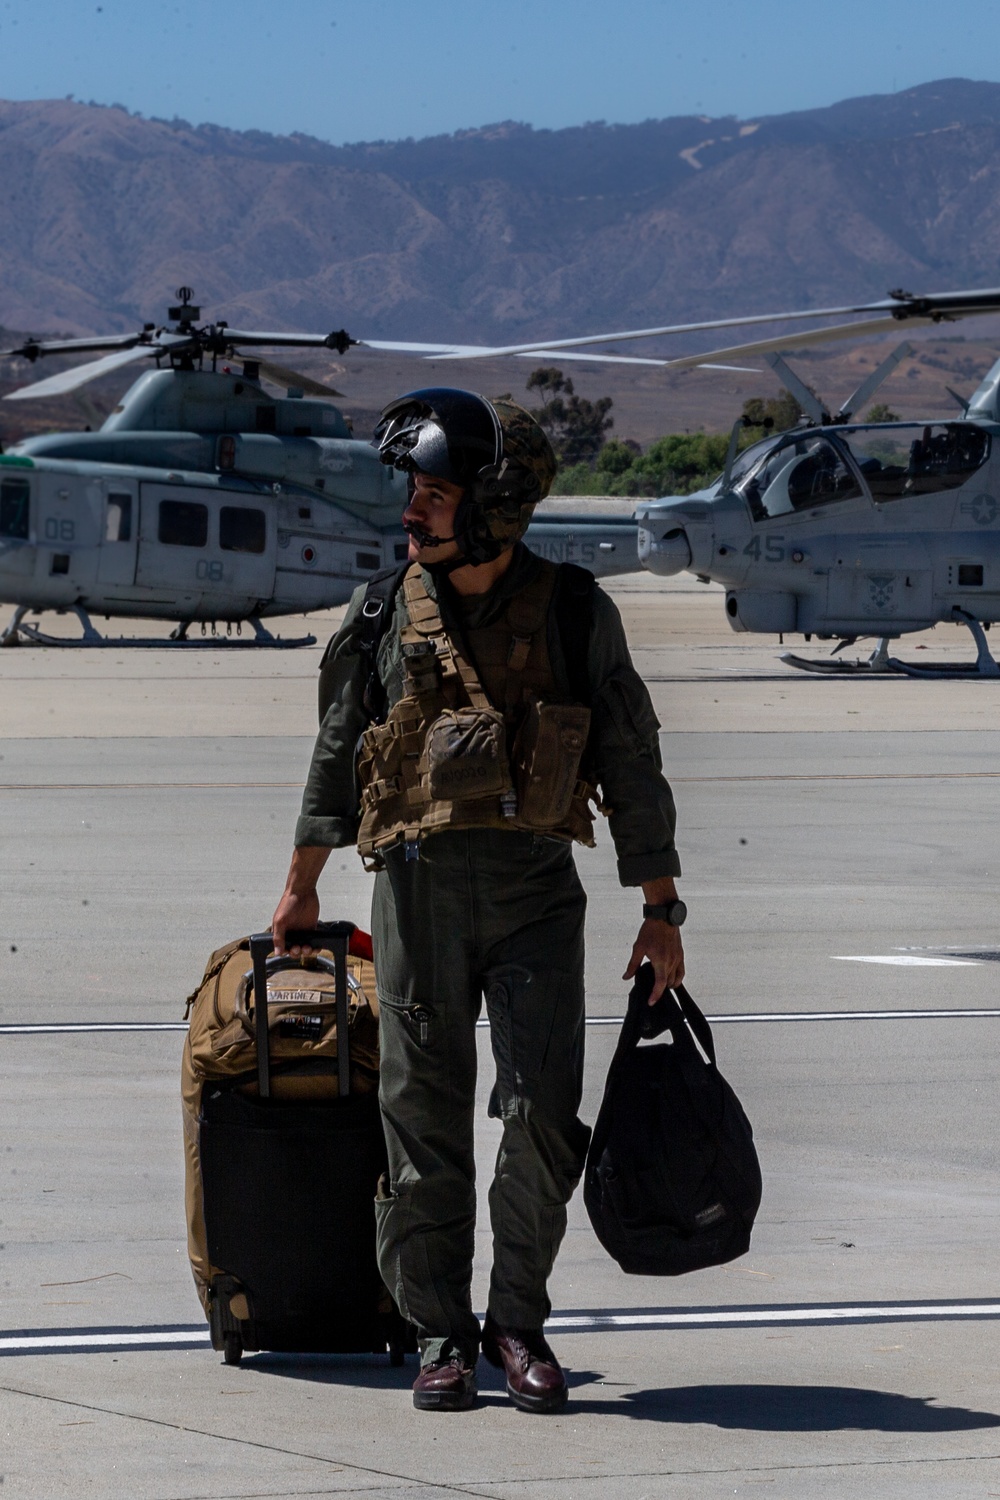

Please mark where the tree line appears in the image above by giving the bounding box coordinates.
[523,367,897,498]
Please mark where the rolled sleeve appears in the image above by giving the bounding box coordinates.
[294,587,369,849]
[585,589,681,886]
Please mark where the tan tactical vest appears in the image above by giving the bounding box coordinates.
[356,561,597,862]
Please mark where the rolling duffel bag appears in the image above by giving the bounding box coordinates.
[181,921,414,1365]
[584,963,762,1276]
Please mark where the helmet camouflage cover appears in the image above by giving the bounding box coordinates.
[374,387,557,564]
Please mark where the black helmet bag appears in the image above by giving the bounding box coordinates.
[584,964,762,1276]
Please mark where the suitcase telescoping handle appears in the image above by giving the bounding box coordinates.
[249,923,356,1101]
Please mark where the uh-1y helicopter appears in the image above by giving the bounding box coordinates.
[0,288,641,647]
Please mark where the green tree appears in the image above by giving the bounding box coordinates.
[550,431,731,498]
[741,388,804,434]
[864,402,900,423]
[595,438,641,476]
[526,367,614,465]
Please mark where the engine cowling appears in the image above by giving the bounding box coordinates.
[725,590,798,633]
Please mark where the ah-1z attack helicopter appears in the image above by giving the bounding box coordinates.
[622,288,1000,676]
[0,289,639,646]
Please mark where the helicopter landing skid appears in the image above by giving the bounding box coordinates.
[0,605,315,649]
[782,611,1000,679]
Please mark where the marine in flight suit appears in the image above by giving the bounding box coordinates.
[272,389,685,1413]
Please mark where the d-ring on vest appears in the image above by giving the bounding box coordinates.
[355,562,597,865]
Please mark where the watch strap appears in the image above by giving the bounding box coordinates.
[642,900,686,925]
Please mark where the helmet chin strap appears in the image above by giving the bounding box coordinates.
[402,518,455,549]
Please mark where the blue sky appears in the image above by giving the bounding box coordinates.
[0,0,991,142]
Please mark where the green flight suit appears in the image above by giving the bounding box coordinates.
[295,544,680,1366]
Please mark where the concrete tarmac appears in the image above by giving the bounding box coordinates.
[2,577,1000,1497]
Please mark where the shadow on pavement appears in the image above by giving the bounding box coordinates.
[247,1352,602,1398]
[594,1384,1000,1431]
[234,1359,1000,1432]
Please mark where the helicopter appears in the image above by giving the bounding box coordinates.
[4,282,1000,655]
[366,279,1000,676]
[0,289,640,647]
[634,340,1000,677]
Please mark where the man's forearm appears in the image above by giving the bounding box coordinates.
[641,875,679,906]
[284,844,333,894]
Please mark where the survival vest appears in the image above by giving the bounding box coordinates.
[355,559,599,863]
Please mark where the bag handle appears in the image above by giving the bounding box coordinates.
[249,922,355,1099]
[616,963,717,1068]
[234,952,357,1033]
[640,980,716,1066]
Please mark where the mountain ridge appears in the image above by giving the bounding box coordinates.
[2,79,1000,344]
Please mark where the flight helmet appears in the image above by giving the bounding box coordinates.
[373,387,557,564]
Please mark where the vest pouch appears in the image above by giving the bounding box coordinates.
[425,707,513,801]
[357,718,407,814]
[513,699,591,829]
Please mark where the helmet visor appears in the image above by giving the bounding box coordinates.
[374,388,501,486]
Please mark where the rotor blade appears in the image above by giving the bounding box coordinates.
[506,349,760,371]
[3,345,154,400]
[359,339,492,355]
[764,353,830,423]
[835,342,912,422]
[220,328,355,353]
[421,286,1000,361]
[0,331,149,361]
[250,356,344,399]
[648,315,942,371]
[444,318,935,371]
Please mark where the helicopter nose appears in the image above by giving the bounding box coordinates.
[638,523,691,576]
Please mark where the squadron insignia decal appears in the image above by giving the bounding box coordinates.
[865,574,898,614]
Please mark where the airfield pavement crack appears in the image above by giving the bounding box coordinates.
[5,1379,1000,1494]
[0,1380,498,1500]
[460,1450,1000,1485]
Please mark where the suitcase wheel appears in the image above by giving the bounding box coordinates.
[222,1332,244,1366]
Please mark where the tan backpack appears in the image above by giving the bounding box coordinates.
[181,935,380,1313]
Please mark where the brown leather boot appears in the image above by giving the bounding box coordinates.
[481,1315,568,1413]
[411,1357,478,1411]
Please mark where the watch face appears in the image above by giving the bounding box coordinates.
[670,900,688,927]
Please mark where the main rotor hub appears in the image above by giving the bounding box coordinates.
[169,286,201,325]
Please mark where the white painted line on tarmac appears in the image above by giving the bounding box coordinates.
[0,1328,211,1354]
[834,955,979,967]
[547,1301,1000,1332]
[584,1009,1000,1024]
[8,1301,1000,1356]
[5,1009,1000,1036]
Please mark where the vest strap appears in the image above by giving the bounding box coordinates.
[402,566,492,712]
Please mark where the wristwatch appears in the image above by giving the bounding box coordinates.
[642,899,687,926]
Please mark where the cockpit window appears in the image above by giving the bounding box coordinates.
[0,478,30,539]
[837,423,991,499]
[721,434,779,492]
[737,435,862,521]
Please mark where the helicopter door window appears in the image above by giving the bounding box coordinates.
[158,499,208,547]
[739,436,861,521]
[105,492,132,542]
[838,424,991,499]
[0,478,30,539]
[219,506,266,555]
